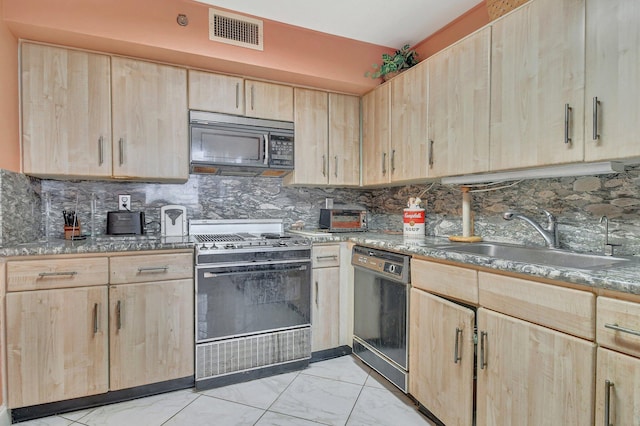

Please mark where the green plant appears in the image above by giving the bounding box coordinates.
[365,44,419,79]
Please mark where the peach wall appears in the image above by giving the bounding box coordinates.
[414,1,490,60]
[2,0,391,95]
[0,0,20,172]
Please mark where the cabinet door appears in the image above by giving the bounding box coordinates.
[409,289,474,426]
[390,62,428,182]
[328,93,360,186]
[6,286,108,408]
[490,0,585,170]
[476,308,595,426]
[109,279,194,390]
[292,88,329,185]
[428,28,491,177]
[111,57,188,181]
[584,0,640,161]
[188,69,244,115]
[595,347,640,426]
[362,85,391,186]
[245,80,294,121]
[311,267,340,352]
[21,43,112,178]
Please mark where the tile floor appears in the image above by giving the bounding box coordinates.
[16,355,436,426]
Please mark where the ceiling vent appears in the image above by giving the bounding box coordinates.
[209,8,264,51]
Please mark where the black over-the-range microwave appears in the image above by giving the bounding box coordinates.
[189,110,295,177]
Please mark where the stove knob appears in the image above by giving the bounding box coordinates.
[225,243,235,249]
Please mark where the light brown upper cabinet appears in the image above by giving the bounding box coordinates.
[584,0,640,161]
[390,60,429,182]
[362,84,391,186]
[287,91,360,186]
[188,70,244,115]
[21,43,112,178]
[428,27,491,177]
[111,57,188,181]
[245,80,294,121]
[490,0,585,171]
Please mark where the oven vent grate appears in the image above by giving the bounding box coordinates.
[209,8,264,51]
[196,327,311,380]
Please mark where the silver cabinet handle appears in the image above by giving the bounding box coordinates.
[480,331,488,369]
[98,136,104,166]
[235,82,240,109]
[604,379,614,426]
[382,152,387,175]
[118,138,124,165]
[315,281,319,306]
[251,85,255,110]
[428,140,434,168]
[322,155,326,177]
[116,300,122,330]
[137,266,169,273]
[454,327,462,364]
[593,97,601,140]
[604,323,640,337]
[264,135,270,165]
[334,156,338,178]
[391,149,396,174]
[564,103,572,144]
[315,255,338,261]
[38,271,78,278]
[93,303,99,334]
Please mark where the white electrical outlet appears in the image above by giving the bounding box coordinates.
[118,194,131,211]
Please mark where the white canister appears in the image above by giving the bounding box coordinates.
[403,208,425,238]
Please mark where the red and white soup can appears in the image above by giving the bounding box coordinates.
[403,208,425,238]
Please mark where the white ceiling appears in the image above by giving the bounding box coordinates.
[192,0,484,48]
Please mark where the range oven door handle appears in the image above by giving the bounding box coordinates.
[197,259,311,270]
[203,264,308,278]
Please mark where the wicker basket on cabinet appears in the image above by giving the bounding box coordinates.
[486,0,530,20]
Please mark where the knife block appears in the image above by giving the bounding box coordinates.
[64,223,81,240]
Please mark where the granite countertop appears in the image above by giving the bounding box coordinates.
[2,231,640,296]
[0,235,194,257]
[306,231,640,296]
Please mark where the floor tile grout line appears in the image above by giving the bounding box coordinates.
[159,393,203,425]
[343,379,367,426]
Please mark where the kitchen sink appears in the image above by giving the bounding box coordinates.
[440,242,632,270]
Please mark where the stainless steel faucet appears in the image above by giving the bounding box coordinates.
[503,209,559,248]
[600,215,620,256]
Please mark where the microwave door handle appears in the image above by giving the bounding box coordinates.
[264,134,269,165]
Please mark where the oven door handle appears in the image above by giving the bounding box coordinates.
[198,259,310,270]
[203,264,309,278]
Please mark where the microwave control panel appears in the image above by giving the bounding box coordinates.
[269,134,294,168]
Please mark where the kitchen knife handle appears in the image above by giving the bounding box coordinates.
[116,300,122,330]
[593,97,601,141]
[604,323,640,337]
[454,327,462,364]
[235,82,240,109]
[382,152,387,175]
[428,140,434,168]
[334,156,338,178]
[479,331,488,369]
[604,379,613,426]
[98,136,104,166]
[38,271,78,278]
[118,138,124,165]
[564,103,572,144]
[322,155,326,177]
[93,303,99,334]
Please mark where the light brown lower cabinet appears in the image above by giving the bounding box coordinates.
[476,308,596,426]
[6,286,109,407]
[595,347,640,425]
[311,244,341,353]
[109,279,194,390]
[409,288,474,426]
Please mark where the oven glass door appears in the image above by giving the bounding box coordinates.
[353,267,408,369]
[196,260,311,342]
[191,124,267,167]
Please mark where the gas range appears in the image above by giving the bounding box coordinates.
[189,219,310,260]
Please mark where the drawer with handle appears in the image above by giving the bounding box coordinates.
[110,252,193,284]
[597,297,640,358]
[7,257,109,291]
[312,244,340,268]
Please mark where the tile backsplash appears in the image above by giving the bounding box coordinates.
[2,167,640,255]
